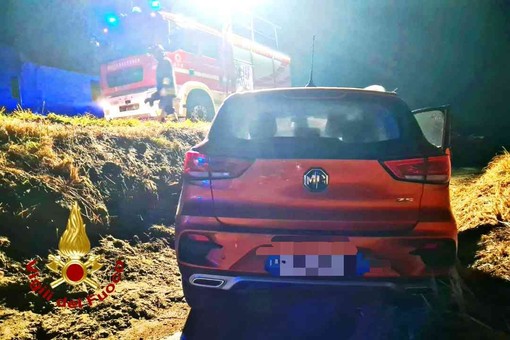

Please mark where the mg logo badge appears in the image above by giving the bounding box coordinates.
[303,168,329,192]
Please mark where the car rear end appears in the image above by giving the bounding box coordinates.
[175,88,456,309]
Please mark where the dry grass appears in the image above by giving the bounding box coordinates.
[451,150,510,281]
[0,107,209,142]
[451,150,510,231]
[0,109,208,257]
[472,228,510,281]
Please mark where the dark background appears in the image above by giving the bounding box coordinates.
[0,0,509,164]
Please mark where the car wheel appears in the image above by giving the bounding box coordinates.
[186,90,215,122]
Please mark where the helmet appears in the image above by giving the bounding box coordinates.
[148,44,165,59]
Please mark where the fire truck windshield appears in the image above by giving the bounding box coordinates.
[106,67,144,88]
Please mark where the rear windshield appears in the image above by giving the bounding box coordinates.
[207,91,432,159]
[106,67,143,88]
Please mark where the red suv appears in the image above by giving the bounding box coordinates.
[175,87,456,310]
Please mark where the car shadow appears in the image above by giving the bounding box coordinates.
[179,289,434,340]
[457,224,495,266]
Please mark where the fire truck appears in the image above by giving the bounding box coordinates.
[98,10,291,121]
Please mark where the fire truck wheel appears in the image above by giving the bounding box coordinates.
[186,90,215,122]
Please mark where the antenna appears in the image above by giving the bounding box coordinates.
[306,35,316,87]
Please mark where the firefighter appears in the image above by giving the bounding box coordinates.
[145,45,177,122]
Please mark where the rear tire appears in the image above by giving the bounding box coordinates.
[185,90,215,122]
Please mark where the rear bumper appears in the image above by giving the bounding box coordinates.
[102,89,184,120]
[186,272,442,294]
[176,217,457,288]
[103,105,156,120]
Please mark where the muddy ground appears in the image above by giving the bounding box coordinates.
[0,227,189,340]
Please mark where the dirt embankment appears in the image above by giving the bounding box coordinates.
[452,151,510,232]
[451,150,510,278]
[449,150,510,335]
[0,110,208,258]
[0,110,207,339]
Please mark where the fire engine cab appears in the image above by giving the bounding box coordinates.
[98,10,291,121]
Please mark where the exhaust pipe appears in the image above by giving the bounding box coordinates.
[191,276,225,288]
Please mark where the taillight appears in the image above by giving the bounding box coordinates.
[383,155,450,184]
[184,151,209,179]
[183,151,253,180]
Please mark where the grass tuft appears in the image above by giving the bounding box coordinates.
[451,149,510,231]
[451,150,510,280]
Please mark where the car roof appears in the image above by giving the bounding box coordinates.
[228,86,399,100]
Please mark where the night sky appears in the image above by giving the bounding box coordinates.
[1,0,509,153]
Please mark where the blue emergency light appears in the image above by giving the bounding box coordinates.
[149,0,161,11]
[105,14,119,26]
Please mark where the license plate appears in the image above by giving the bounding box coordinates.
[119,103,139,112]
[265,254,348,277]
[259,242,369,277]
[265,252,370,277]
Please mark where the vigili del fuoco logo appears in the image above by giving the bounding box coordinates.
[25,202,125,308]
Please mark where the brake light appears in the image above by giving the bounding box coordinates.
[383,156,450,184]
[184,151,209,179]
[183,151,253,179]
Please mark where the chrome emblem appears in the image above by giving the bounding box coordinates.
[303,168,329,192]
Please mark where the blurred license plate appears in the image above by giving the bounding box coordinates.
[119,103,139,112]
[265,255,347,277]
